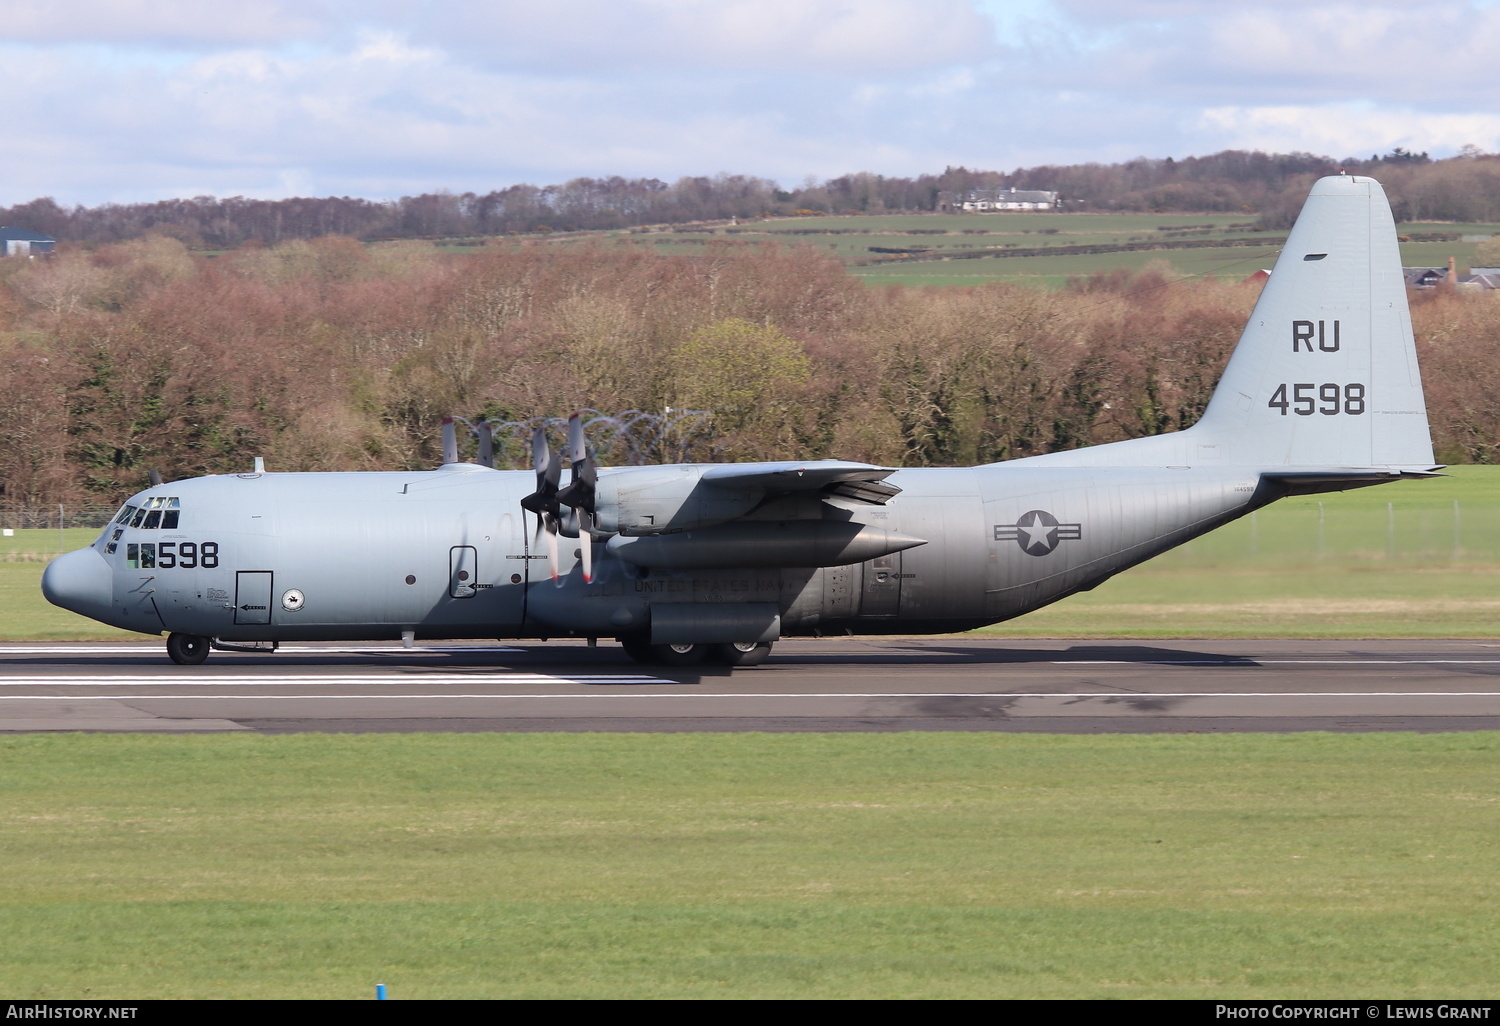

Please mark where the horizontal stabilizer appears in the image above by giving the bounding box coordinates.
[1261,466,1445,496]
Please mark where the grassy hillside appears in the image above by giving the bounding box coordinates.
[501,213,1498,289]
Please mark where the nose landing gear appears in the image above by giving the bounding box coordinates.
[166,632,210,665]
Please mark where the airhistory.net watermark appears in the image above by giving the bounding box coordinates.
[5,1008,137,1019]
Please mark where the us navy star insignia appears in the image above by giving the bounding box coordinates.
[993,509,1082,556]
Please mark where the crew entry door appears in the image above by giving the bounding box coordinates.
[450,546,477,598]
[234,571,273,625]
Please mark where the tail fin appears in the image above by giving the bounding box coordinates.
[1010,174,1436,472]
[1192,174,1433,469]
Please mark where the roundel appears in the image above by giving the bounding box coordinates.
[994,509,1082,557]
[281,589,305,611]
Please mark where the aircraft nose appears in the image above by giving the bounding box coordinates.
[42,547,114,622]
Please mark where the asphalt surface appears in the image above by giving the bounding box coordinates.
[4,637,1500,733]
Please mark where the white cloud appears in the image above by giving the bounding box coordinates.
[392,0,998,73]
[2,0,326,46]
[1036,2,1500,107]
[1197,104,1500,160]
[0,0,1496,208]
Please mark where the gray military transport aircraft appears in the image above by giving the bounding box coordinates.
[43,175,1438,667]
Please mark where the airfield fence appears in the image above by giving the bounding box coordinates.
[0,506,117,532]
[1160,500,1496,569]
[0,501,1496,567]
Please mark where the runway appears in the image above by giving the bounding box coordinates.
[3,637,1500,733]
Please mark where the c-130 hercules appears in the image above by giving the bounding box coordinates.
[44,175,1438,666]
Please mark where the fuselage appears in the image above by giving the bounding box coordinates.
[44,460,1268,643]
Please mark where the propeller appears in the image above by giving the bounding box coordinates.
[555,414,599,583]
[519,414,599,583]
[519,425,562,580]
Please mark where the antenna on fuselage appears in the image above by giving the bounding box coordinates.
[148,468,163,487]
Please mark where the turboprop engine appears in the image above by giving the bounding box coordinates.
[519,414,922,580]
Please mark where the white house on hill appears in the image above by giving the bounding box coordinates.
[955,188,1058,212]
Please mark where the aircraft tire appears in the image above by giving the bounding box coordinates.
[166,633,210,665]
[648,643,707,666]
[619,635,654,663]
[708,641,772,667]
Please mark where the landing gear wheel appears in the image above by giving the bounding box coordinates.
[166,633,210,665]
[620,635,654,663]
[649,643,707,666]
[708,641,773,667]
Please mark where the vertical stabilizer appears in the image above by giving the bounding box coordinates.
[1192,174,1433,468]
[1006,175,1435,472]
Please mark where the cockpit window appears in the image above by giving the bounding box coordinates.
[121,497,181,530]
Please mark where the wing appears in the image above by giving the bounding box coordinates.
[700,460,901,504]
[579,459,920,571]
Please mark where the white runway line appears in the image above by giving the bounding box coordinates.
[0,674,673,687]
[1051,659,1500,665]
[0,646,525,655]
[3,691,1500,701]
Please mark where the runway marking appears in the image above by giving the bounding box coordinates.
[0,674,674,687]
[1051,659,1500,665]
[0,646,525,656]
[3,692,1500,700]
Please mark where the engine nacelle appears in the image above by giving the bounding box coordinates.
[592,466,762,535]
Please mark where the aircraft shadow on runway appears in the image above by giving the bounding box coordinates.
[778,642,1261,667]
[0,641,1263,692]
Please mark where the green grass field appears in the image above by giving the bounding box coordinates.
[0,527,139,641]
[3,731,1499,999]
[505,212,1496,289]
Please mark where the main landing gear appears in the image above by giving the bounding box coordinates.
[166,632,210,665]
[619,637,773,667]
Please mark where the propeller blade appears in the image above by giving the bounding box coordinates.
[520,426,562,516]
[578,509,594,583]
[556,412,597,514]
[544,515,559,581]
[520,416,599,583]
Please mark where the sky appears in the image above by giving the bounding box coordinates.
[2,0,1497,207]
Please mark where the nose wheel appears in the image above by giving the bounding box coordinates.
[166,633,210,665]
